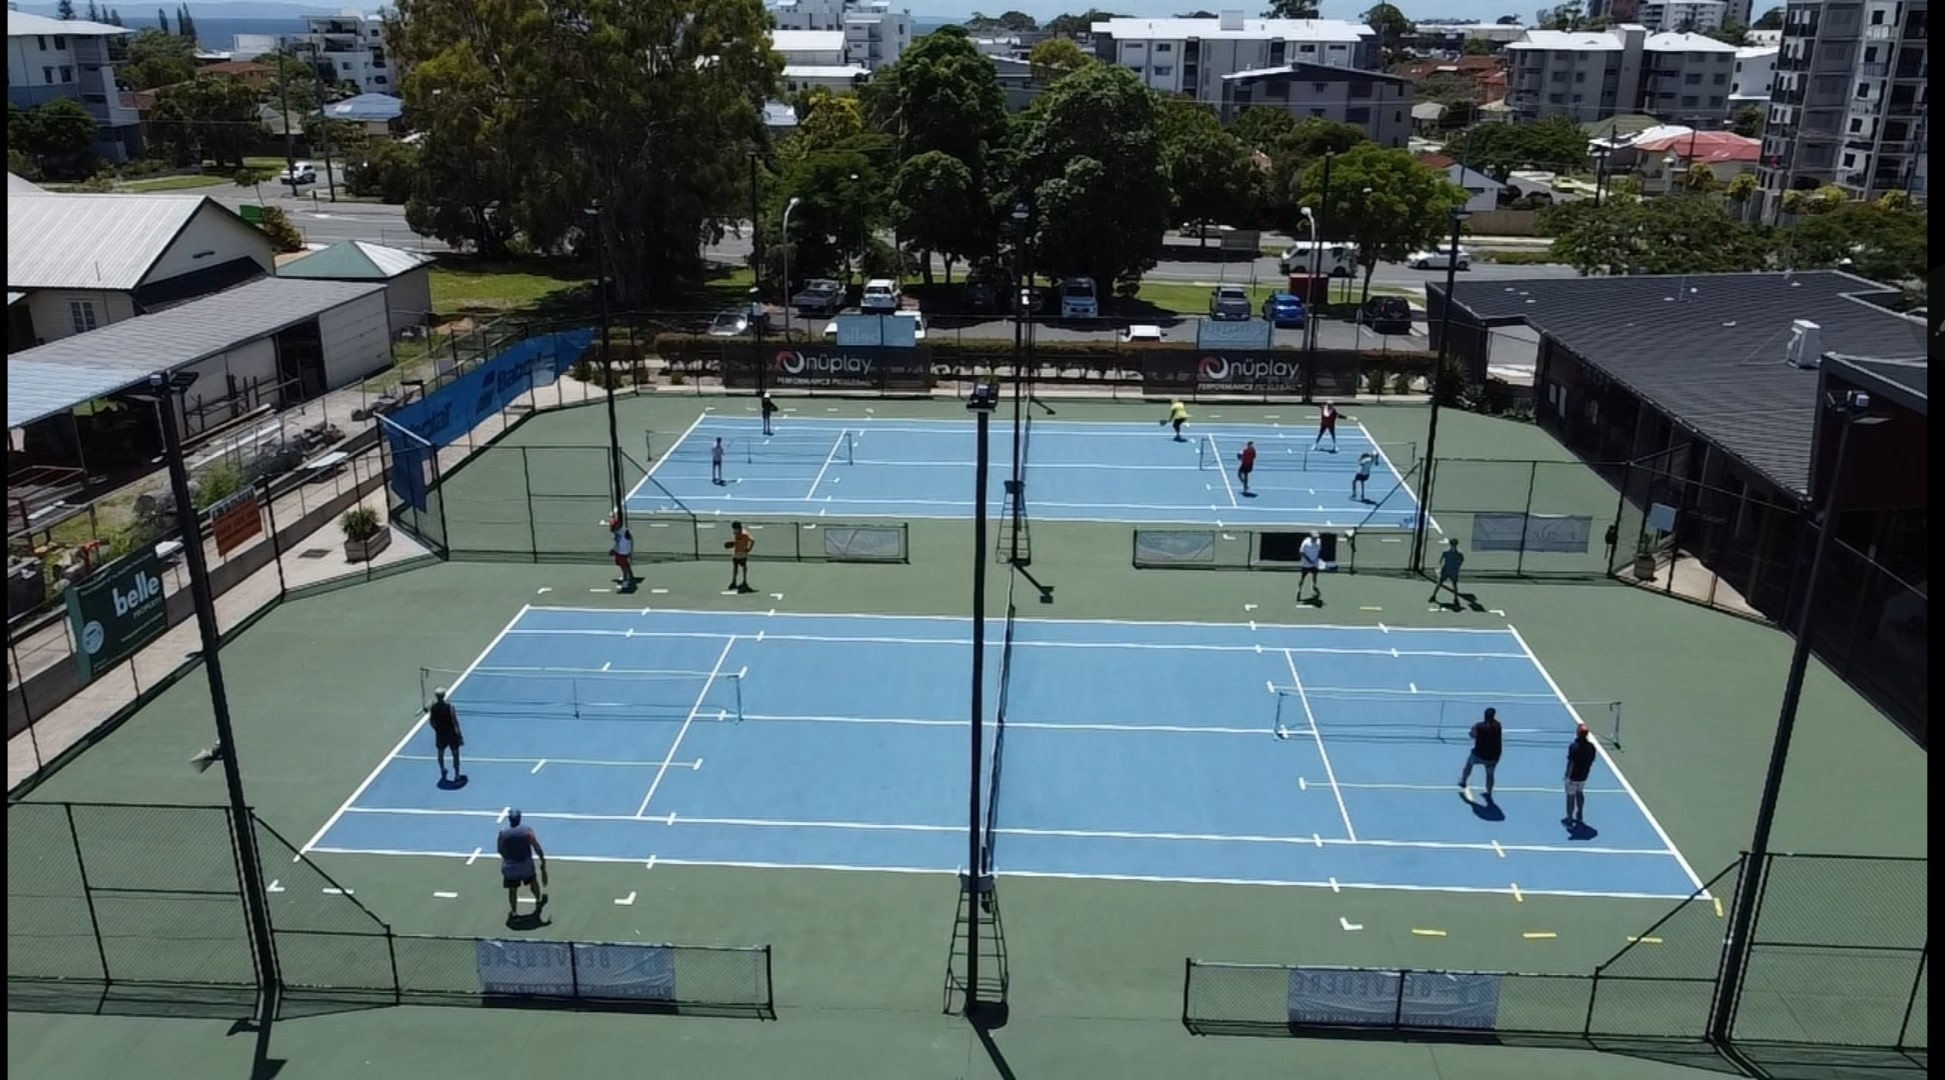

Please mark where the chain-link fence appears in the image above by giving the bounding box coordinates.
[1183,854,1926,1052]
[6,802,776,1020]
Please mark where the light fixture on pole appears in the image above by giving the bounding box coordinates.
[1007,203,1031,567]
[1710,390,1885,1042]
[140,370,280,1023]
[963,377,1002,1015]
[848,173,863,276]
[780,196,803,340]
[584,200,625,522]
[1409,207,1470,574]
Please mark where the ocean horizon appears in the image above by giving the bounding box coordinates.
[184,15,967,55]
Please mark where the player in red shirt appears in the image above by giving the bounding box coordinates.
[1315,402,1339,452]
[1236,441,1258,496]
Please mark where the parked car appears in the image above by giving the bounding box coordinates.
[791,278,845,315]
[1208,284,1253,321]
[1178,220,1235,239]
[1057,277,1098,321]
[707,309,752,337]
[1121,324,1164,344]
[1407,246,1472,270]
[1262,291,1306,328]
[281,161,317,185]
[1359,295,1414,335]
[860,278,901,313]
[964,261,1013,314]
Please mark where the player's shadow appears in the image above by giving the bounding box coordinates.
[1463,794,1505,821]
[1564,821,1601,841]
[506,903,551,931]
[436,775,469,790]
[1297,594,1327,609]
[1428,592,1490,613]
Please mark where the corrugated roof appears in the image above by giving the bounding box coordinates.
[771,29,845,53]
[323,92,404,122]
[1826,354,1927,413]
[1440,271,1927,496]
[7,10,131,35]
[7,277,385,430]
[1091,17,1371,41]
[6,192,215,291]
[278,240,433,281]
[7,172,45,194]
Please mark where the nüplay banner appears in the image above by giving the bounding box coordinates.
[724,345,930,392]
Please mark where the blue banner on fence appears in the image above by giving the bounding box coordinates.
[1286,966,1502,1029]
[383,420,435,513]
[388,329,596,450]
[474,939,676,1002]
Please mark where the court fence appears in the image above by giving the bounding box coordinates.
[7,801,776,1020]
[1182,853,1926,1053]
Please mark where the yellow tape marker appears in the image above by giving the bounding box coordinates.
[1713,897,1725,919]
[1411,928,1448,938]
[1627,936,1664,945]
[1511,882,1524,903]
[1522,932,1557,940]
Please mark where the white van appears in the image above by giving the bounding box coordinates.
[860,279,901,313]
[1058,277,1098,321]
[1278,241,1357,277]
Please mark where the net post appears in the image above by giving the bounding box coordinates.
[1517,460,1539,577]
[520,447,540,558]
[1611,701,1623,749]
[843,429,854,465]
[733,672,744,723]
[64,803,113,982]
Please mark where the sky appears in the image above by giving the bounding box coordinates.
[920,1,1529,23]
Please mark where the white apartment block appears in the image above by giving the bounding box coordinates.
[769,0,910,70]
[1218,64,1413,148]
[1504,25,1737,127]
[1638,0,1731,31]
[1729,44,1778,109]
[6,10,141,162]
[1090,11,1378,104]
[1758,0,1926,214]
[238,11,393,95]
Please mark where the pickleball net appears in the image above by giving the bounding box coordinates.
[980,574,1019,875]
[1271,689,1622,748]
[420,665,746,723]
[1198,434,1417,474]
[646,429,856,466]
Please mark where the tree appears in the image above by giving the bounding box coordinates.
[1231,107,1298,153]
[20,99,100,178]
[344,139,418,204]
[765,147,883,283]
[1028,37,1095,85]
[1263,0,1320,16]
[256,205,305,252]
[1045,9,1116,37]
[108,9,124,26]
[1784,197,1927,284]
[1542,195,1772,274]
[1753,6,1783,28]
[85,0,101,21]
[891,151,982,284]
[121,28,198,90]
[1159,101,1255,239]
[148,75,260,168]
[965,10,1037,31]
[1263,117,1368,225]
[174,3,195,39]
[1496,13,1522,22]
[1362,2,1414,58]
[232,165,275,204]
[1294,144,1467,301]
[156,7,166,31]
[1464,116,1587,178]
[1724,172,1758,204]
[1010,63,1172,292]
[1534,0,1584,29]
[393,0,780,303]
[57,0,76,19]
[1677,162,1718,193]
[1461,37,1494,55]
[1728,104,1764,138]
[1705,20,1749,45]
[796,87,867,147]
[871,28,1008,171]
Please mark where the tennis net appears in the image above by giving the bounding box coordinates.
[1197,435,1417,474]
[647,430,856,466]
[981,576,1019,875]
[1271,689,1621,748]
[420,665,746,723]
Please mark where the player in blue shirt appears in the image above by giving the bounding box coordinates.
[1430,538,1464,607]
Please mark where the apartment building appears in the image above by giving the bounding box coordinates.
[1758,0,1927,216]
[5,10,141,162]
[1090,11,1378,104]
[1730,44,1778,110]
[1218,64,1412,148]
[1638,0,1731,31]
[1504,25,1737,126]
[236,12,393,95]
[769,0,911,70]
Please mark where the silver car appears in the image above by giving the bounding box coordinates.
[1208,285,1252,321]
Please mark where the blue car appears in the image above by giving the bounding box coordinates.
[1262,291,1306,328]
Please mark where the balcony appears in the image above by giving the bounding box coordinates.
[1859,61,1888,77]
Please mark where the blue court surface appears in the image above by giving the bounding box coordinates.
[307,607,1705,900]
[626,413,1427,528]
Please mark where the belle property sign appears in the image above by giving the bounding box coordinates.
[65,548,169,684]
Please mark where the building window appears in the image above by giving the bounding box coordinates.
[1685,72,1701,84]
[1869,9,1884,23]
[43,66,54,83]
[1856,81,1869,97]
[1681,95,1698,106]
[69,301,98,335]
[53,35,65,48]
[60,66,73,82]
[36,35,47,49]
[1346,106,1370,123]
[1155,42,1172,52]
[1153,65,1172,76]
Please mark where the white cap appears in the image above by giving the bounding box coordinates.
[433,687,447,699]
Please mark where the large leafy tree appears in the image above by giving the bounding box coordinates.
[1158,100,1255,237]
[1045,9,1117,36]
[1231,107,1298,154]
[892,151,983,284]
[13,99,99,179]
[391,0,778,304]
[765,148,883,284]
[1010,63,1172,292]
[120,28,197,89]
[1263,0,1321,17]
[1294,145,1467,300]
[1462,116,1589,178]
[148,74,259,168]
[1784,195,1927,285]
[1028,37,1095,84]
[1541,194,1773,275]
[1263,117,1369,227]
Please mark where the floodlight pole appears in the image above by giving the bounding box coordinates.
[1008,203,1030,566]
[1710,393,1877,1044]
[1410,209,1466,574]
[585,200,626,521]
[964,384,999,1015]
[150,372,280,1022]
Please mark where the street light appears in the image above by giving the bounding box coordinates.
[963,378,1002,1015]
[1710,390,1886,1042]
[1007,203,1031,567]
[1300,205,1320,376]
[1409,207,1471,575]
[139,370,279,1023]
[848,173,863,276]
[583,200,626,524]
[781,196,803,339]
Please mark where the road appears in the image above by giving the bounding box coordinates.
[204,187,448,252]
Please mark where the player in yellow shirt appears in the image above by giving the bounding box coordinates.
[1163,400,1189,442]
[725,521,756,593]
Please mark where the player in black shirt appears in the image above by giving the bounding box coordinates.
[429,688,464,784]
[1459,707,1503,801]
[1564,722,1598,826]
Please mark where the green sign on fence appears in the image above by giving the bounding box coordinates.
[65,548,168,684]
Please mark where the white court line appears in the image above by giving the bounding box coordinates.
[1333,780,1629,795]
[331,807,1672,857]
[1362,421,1442,536]
[300,605,532,854]
[300,845,1704,901]
[395,753,700,770]
[1286,649,1356,842]
[1205,434,1239,507]
[509,627,1525,659]
[633,638,736,818]
[803,430,853,499]
[626,412,708,506]
[1504,624,1708,896]
[739,712,1274,736]
[530,604,1516,636]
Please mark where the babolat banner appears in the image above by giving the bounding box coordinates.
[1142,348,1306,396]
[387,329,597,450]
[725,345,930,391]
[65,547,168,684]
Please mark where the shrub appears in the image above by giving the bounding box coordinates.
[339,505,382,541]
[193,461,247,511]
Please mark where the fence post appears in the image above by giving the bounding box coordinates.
[521,448,540,559]
[1583,966,1601,1036]
[1517,460,1539,576]
[1896,943,1927,1049]
[63,804,114,982]
[1180,958,1193,1028]
[386,929,402,1006]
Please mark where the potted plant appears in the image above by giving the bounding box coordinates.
[340,505,391,563]
[1632,535,1658,580]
